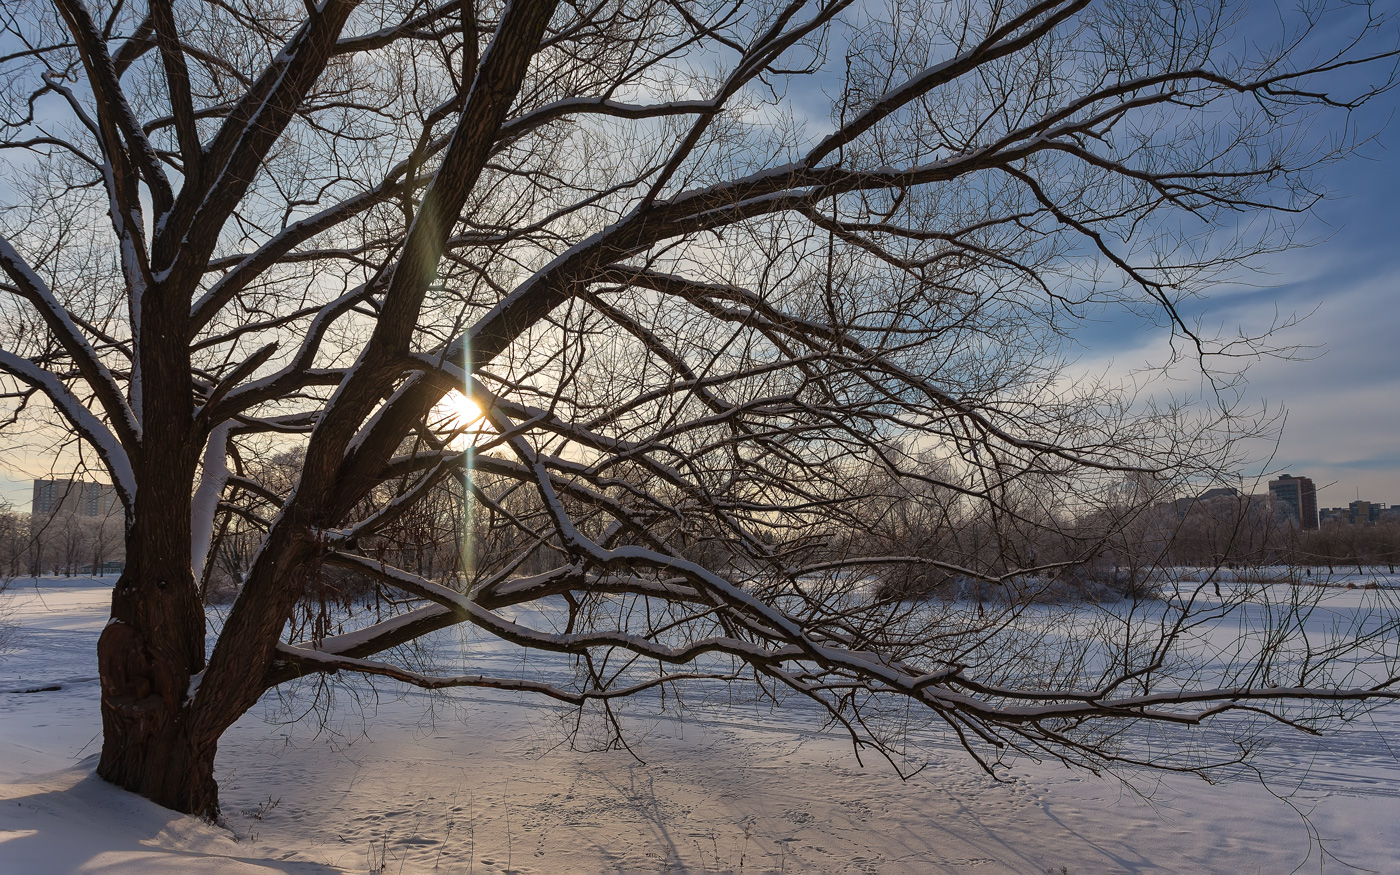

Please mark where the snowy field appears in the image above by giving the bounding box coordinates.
[2,575,1399,874]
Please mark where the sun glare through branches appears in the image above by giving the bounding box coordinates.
[434,389,485,433]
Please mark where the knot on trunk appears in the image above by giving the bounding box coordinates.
[98,620,181,715]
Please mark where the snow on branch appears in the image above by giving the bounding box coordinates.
[0,236,140,451]
[0,348,135,506]
[275,640,740,704]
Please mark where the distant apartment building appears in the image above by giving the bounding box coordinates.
[1348,500,1379,525]
[31,479,120,519]
[27,478,124,577]
[1267,474,1318,530]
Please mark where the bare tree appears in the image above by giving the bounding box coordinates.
[1,0,1398,818]
[0,503,24,579]
[86,501,123,575]
[0,500,18,660]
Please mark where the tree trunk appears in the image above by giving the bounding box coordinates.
[97,460,217,816]
[95,632,219,816]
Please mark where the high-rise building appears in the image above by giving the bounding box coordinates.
[1268,474,1318,530]
[31,479,120,519]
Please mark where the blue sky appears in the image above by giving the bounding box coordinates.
[1,2,1396,514]
[1116,102,1400,510]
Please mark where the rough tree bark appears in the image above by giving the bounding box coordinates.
[96,489,212,813]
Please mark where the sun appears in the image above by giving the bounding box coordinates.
[435,389,483,430]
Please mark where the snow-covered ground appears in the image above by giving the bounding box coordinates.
[2,574,1399,874]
